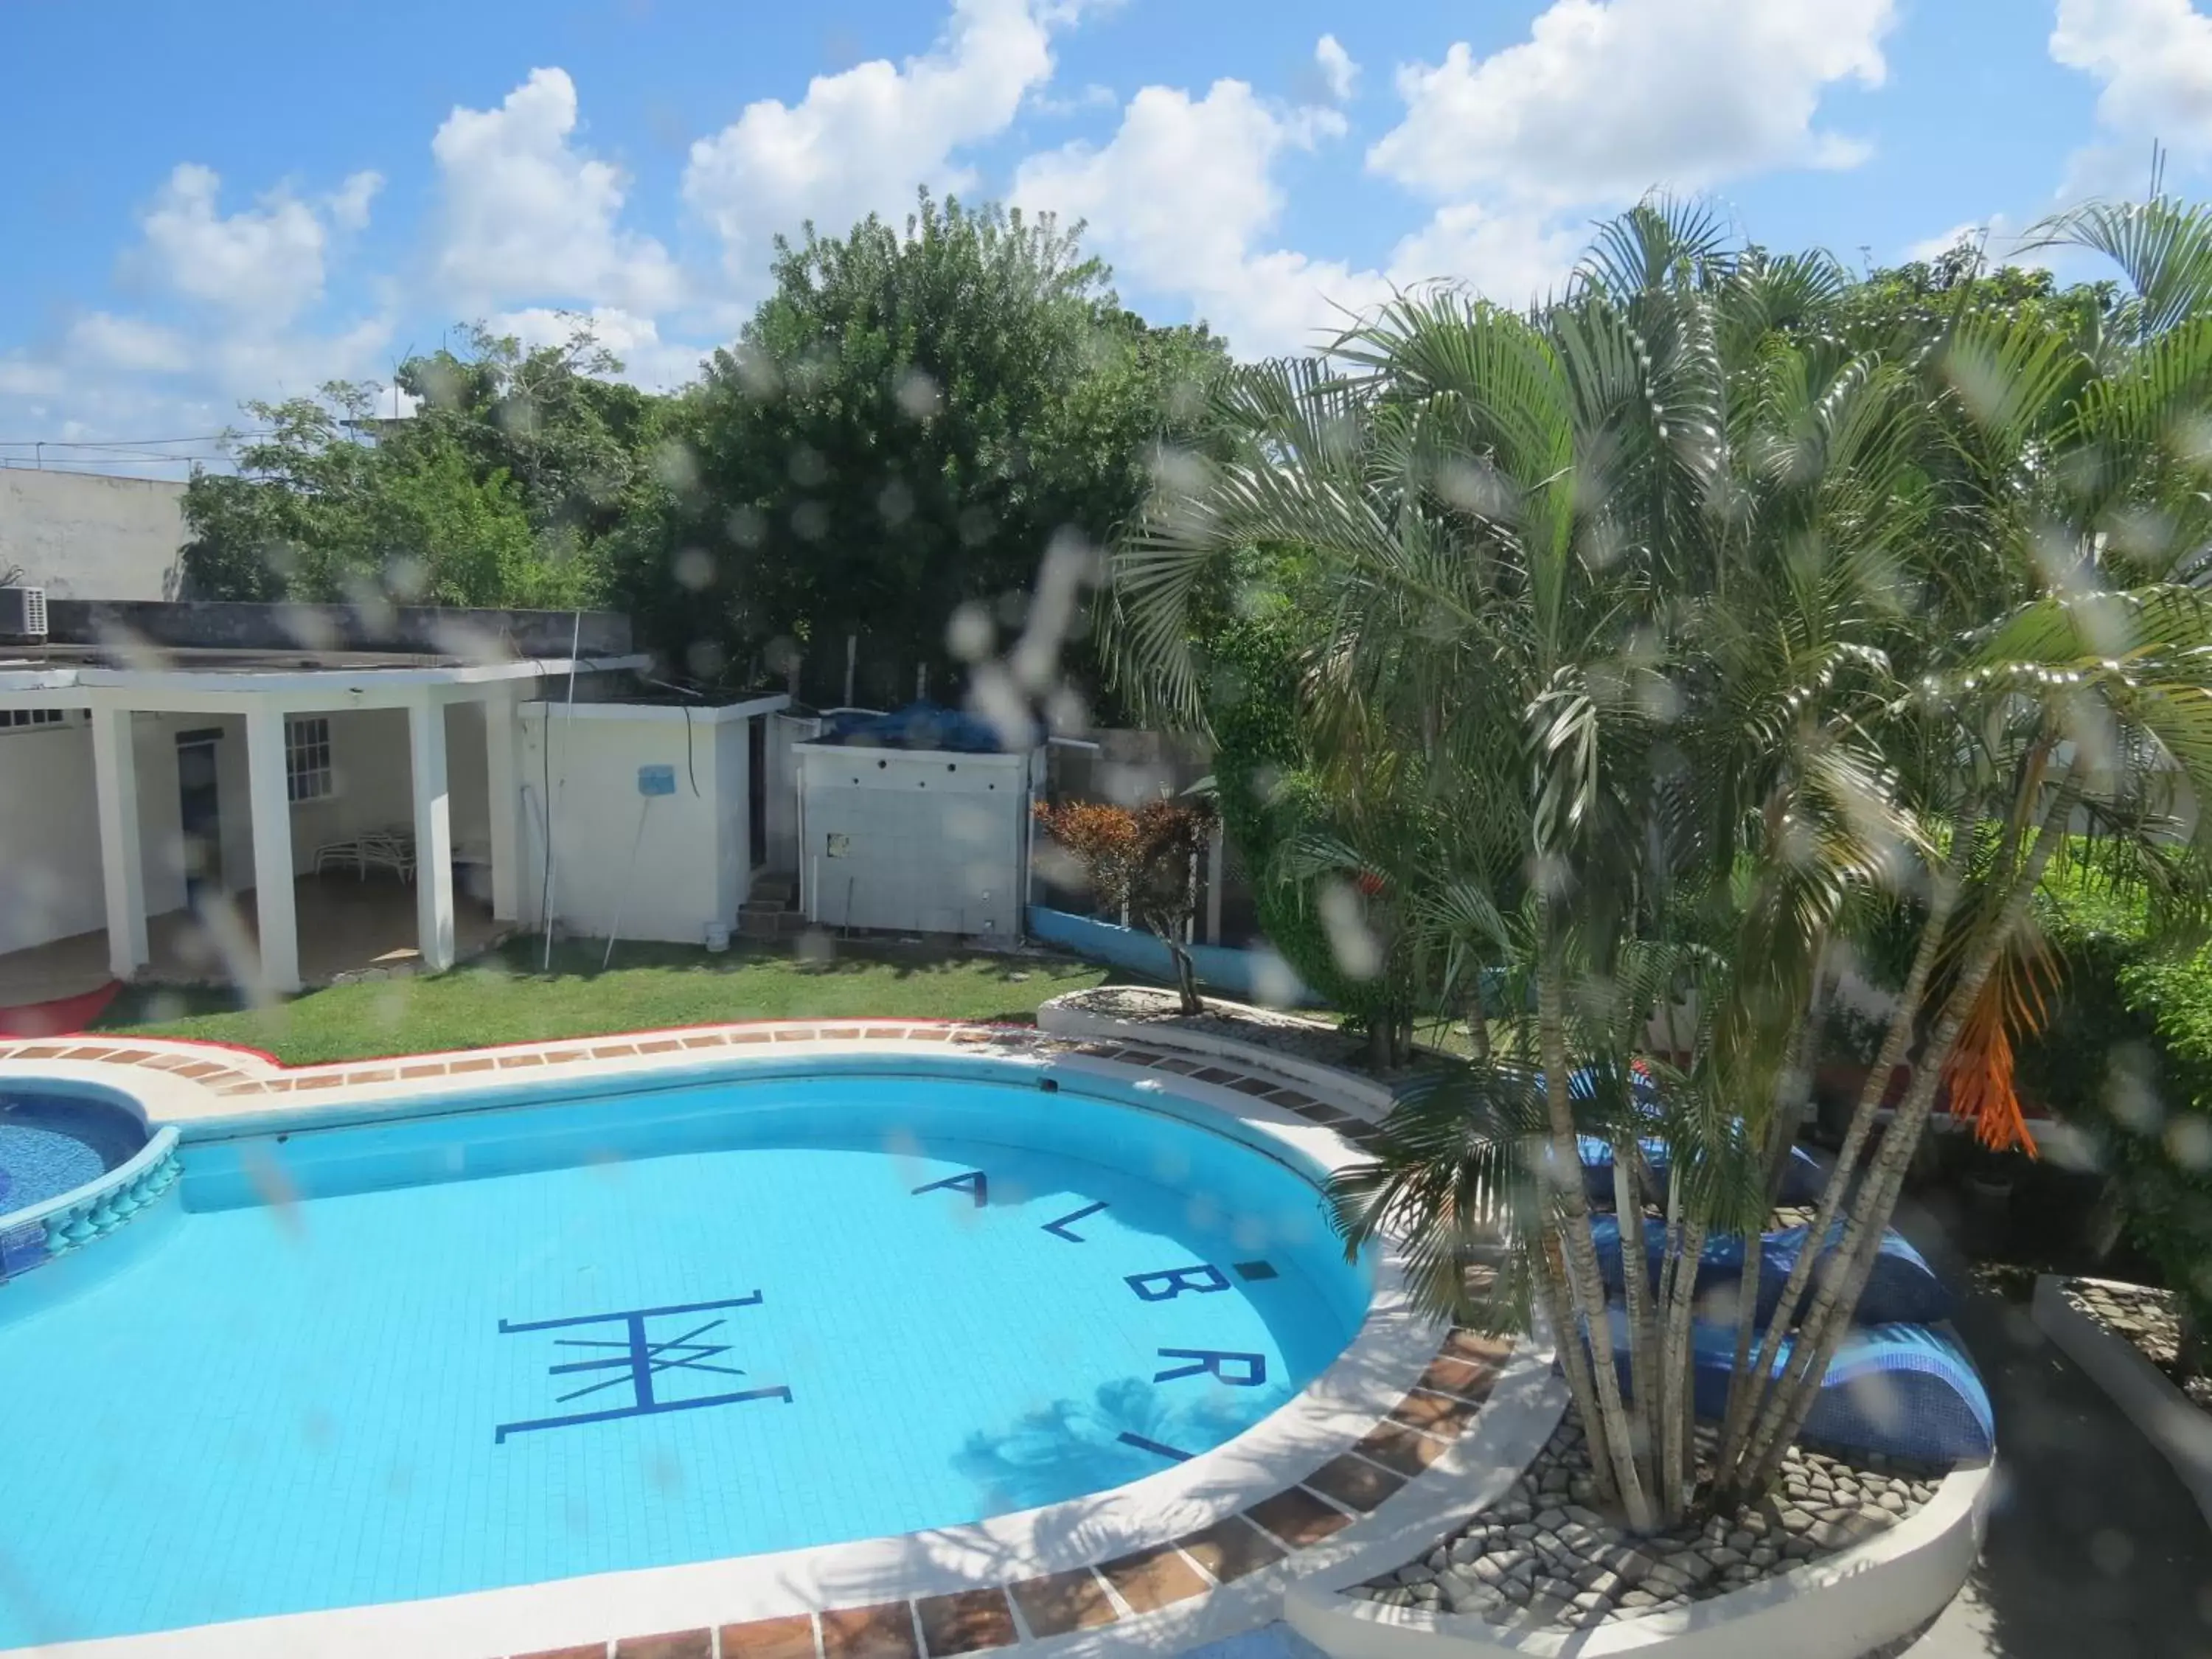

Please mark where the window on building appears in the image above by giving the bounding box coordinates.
[0,707,74,731]
[285,715,333,802]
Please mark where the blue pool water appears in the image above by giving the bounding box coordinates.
[0,1088,147,1231]
[0,1065,1370,1646]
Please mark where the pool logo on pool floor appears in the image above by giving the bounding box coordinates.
[494,1294,791,1443]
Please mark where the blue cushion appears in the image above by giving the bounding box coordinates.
[1589,1216,1952,1328]
[1576,1138,1823,1207]
[1596,1310,1992,1465]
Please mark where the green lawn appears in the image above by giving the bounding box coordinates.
[91,936,1113,1066]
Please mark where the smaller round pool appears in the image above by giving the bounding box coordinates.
[0,1091,148,1219]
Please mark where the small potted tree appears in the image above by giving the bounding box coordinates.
[1034,797,1217,1015]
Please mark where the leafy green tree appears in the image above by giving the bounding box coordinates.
[179,321,656,611]
[609,191,1225,699]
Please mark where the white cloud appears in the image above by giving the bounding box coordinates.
[491,305,712,394]
[1,152,397,464]
[2053,0,2212,150]
[68,313,194,375]
[1368,0,1896,207]
[1315,35,1359,102]
[2051,0,2212,195]
[432,67,680,316]
[1015,75,1590,354]
[683,0,1060,279]
[327,170,383,232]
[1015,80,1393,354]
[133,162,375,324]
[1388,203,1582,308]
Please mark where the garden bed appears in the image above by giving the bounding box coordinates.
[1342,1406,1949,1633]
[2059,1278,2211,1413]
[1068,983,1371,1069]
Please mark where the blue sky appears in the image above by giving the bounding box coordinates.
[0,0,2202,473]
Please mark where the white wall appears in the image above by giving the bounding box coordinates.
[798,745,1031,939]
[285,707,414,874]
[445,700,491,857]
[518,706,744,945]
[0,715,103,953]
[0,470,187,601]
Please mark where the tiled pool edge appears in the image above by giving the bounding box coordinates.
[0,1023,1556,1659]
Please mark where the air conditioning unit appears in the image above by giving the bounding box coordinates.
[0,585,46,644]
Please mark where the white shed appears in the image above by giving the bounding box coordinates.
[796,706,1041,940]
[518,692,790,946]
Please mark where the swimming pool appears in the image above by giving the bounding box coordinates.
[0,1062,1373,1648]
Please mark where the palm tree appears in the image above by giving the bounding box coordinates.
[1112,196,2212,1525]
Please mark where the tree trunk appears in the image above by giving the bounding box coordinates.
[1655,1173,1705,1523]
[1714,986,1826,1467]
[1737,765,2080,1495]
[1530,1226,1618,1504]
[1537,912,1655,1528]
[1166,939,1203,1016]
[1614,1147,1662,1500]
[1714,805,1981,1492]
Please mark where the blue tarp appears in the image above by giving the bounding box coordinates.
[1589,1214,1953,1328]
[809,700,1039,754]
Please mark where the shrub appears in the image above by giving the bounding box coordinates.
[1033,798,1215,1014]
[2020,862,2212,1363]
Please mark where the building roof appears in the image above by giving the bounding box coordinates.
[0,597,647,705]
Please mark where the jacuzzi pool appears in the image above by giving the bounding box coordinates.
[0,1088,149,1274]
[0,1062,1372,1646]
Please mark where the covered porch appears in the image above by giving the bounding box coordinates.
[0,872,503,1004]
[0,664,571,999]
[80,679,525,996]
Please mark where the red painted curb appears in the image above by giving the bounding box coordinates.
[0,981,123,1039]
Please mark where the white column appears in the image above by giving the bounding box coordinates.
[484,693,521,922]
[90,703,148,980]
[244,704,301,994]
[410,695,456,972]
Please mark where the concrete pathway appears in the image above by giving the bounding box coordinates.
[1900,1196,2212,1658]
[1182,1624,1328,1659]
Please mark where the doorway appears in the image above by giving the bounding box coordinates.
[175,730,223,908]
[747,717,769,870]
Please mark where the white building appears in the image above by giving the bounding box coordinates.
[0,599,794,1000]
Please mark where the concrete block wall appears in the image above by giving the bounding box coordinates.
[0,470,185,602]
[798,745,1032,939]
